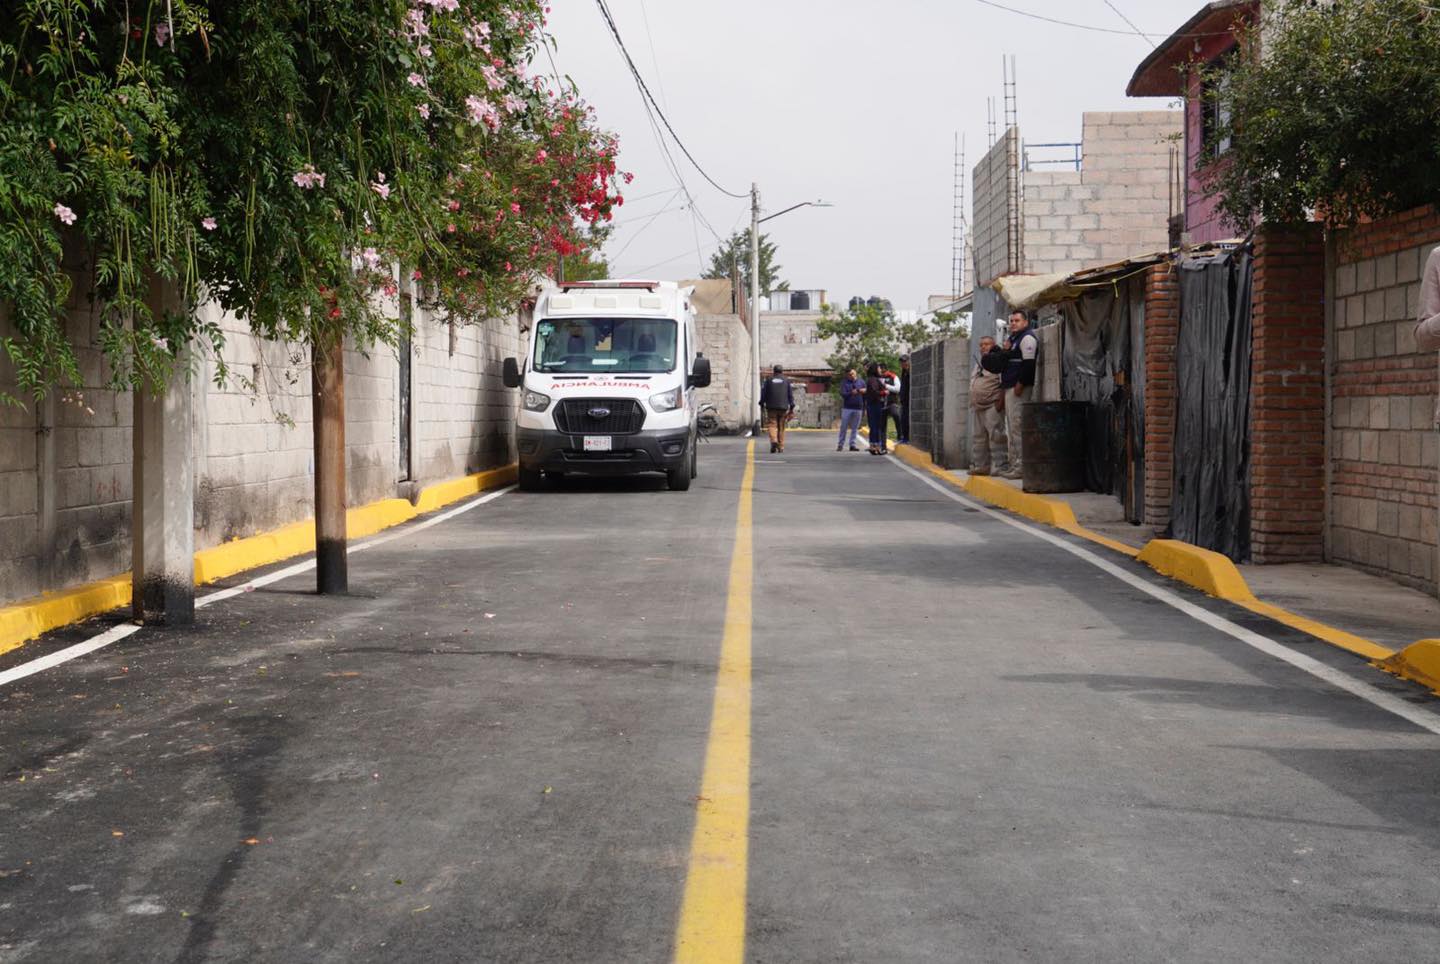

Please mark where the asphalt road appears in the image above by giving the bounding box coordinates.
[4,433,1440,962]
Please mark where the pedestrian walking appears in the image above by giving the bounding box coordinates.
[837,367,865,451]
[998,310,1039,479]
[897,354,912,444]
[864,362,890,455]
[1414,248,1440,429]
[969,335,1009,476]
[760,364,795,453]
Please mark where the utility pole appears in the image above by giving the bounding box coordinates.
[313,332,347,594]
[749,182,762,436]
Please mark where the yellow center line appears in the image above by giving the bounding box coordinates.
[673,440,755,964]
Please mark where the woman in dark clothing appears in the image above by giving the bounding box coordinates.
[864,362,889,455]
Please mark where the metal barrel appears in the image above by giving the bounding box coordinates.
[1020,401,1088,493]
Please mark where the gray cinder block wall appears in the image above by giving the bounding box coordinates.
[1330,228,1440,591]
[0,277,522,608]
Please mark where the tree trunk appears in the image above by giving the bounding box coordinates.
[312,332,347,594]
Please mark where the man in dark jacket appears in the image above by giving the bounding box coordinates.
[837,368,865,451]
[998,310,1039,479]
[760,364,796,453]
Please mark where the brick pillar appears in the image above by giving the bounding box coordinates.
[1250,223,1327,563]
[1143,262,1179,531]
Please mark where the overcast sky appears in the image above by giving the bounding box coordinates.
[544,0,1203,311]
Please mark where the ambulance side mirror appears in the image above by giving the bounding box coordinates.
[502,357,522,388]
[689,355,712,389]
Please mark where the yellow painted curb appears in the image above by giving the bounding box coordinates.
[0,463,517,657]
[962,474,1078,528]
[888,443,1401,669]
[193,520,316,586]
[1135,539,1255,602]
[413,464,517,514]
[1379,640,1440,694]
[1243,600,1395,663]
[0,576,132,658]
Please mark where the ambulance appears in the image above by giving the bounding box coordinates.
[502,280,712,491]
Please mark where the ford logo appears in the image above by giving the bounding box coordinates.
[587,406,611,419]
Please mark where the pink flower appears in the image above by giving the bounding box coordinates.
[416,103,431,120]
[371,171,391,199]
[534,149,548,164]
[466,95,499,129]
[360,247,382,272]
[446,223,457,233]
[481,64,504,91]
[407,72,426,87]
[447,199,461,212]
[418,43,432,57]
[201,217,217,231]
[154,20,171,45]
[510,202,521,215]
[502,93,526,114]
[292,165,326,189]
[53,203,77,225]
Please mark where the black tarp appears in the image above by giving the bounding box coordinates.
[1170,246,1253,561]
[1060,283,1141,515]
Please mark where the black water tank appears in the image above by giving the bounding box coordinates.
[790,290,810,310]
[1021,401,1087,493]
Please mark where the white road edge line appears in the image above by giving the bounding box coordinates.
[0,485,516,688]
[888,457,1440,738]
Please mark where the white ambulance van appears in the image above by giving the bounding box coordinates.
[502,280,712,491]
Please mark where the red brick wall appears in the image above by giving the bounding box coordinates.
[1142,263,1179,530]
[1249,223,1327,563]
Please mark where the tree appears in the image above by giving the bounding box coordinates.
[1203,0,1440,229]
[701,229,786,294]
[896,309,969,352]
[1,0,625,595]
[0,1,626,403]
[816,298,901,376]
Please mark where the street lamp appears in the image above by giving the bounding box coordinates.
[748,188,833,435]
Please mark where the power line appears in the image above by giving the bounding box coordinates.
[593,0,748,199]
[971,0,1227,38]
[1103,0,1157,48]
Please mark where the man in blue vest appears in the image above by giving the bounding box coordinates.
[999,309,1039,479]
[760,364,796,453]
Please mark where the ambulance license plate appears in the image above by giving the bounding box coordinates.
[583,436,612,452]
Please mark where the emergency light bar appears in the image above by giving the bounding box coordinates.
[559,281,659,291]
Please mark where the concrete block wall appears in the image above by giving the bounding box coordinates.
[0,299,133,603]
[758,310,835,372]
[695,312,753,433]
[1025,112,1180,277]
[411,312,520,483]
[1330,207,1440,591]
[972,129,1016,288]
[1,284,523,608]
[192,304,316,546]
[1250,223,1327,564]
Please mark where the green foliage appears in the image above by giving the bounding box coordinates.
[701,228,785,294]
[816,299,900,376]
[896,309,968,352]
[0,0,624,403]
[1204,0,1440,228]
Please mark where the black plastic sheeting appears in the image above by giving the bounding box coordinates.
[1170,246,1254,561]
[1059,279,1145,520]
